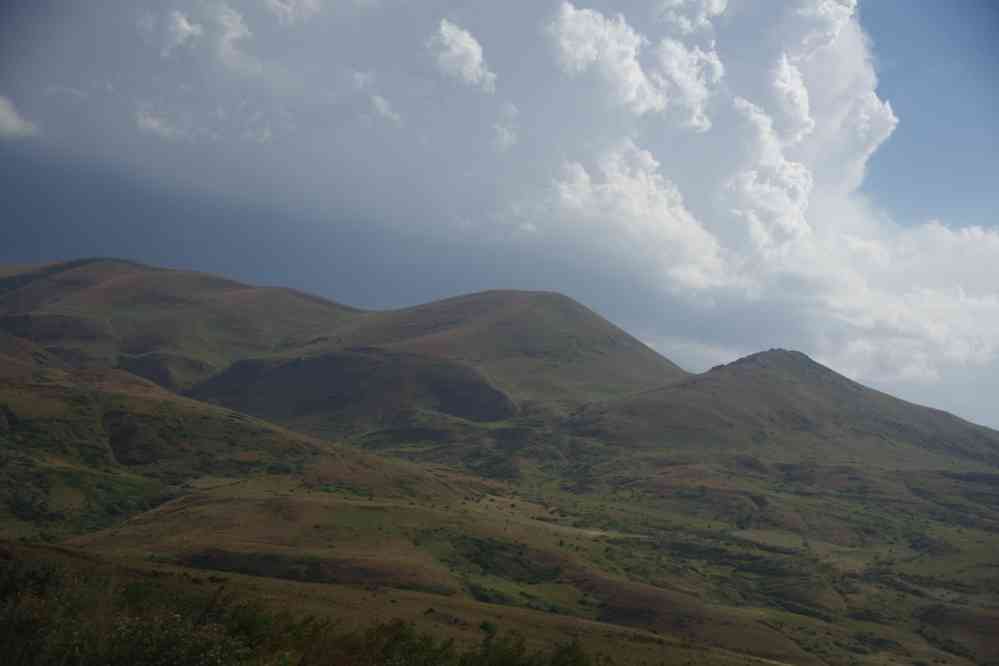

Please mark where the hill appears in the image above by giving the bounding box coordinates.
[304,290,688,403]
[569,348,999,469]
[0,360,483,539]
[1,259,687,427]
[189,347,518,437]
[0,259,362,389]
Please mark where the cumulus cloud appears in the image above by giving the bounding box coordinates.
[549,139,727,290]
[655,39,723,131]
[788,0,858,59]
[725,97,814,254]
[771,53,814,144]
[428,19,496,94]
[550,3,723,129]
[656,0,727,35]
[162,10,203,57]
[0,96,38,138]
[550,2,665,115]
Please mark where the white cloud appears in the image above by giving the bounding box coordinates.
[0,96,37,139]
[162,10,203,57]
[724,97,814,254]
[428,19,496,94]
[795,20,899,193]
[788,0,858,60]
[772,53,814,144]
[265,0,322,25]
[550,139,727,290]
[654,38,723,131]
[370,94,402,126]
[550,2,665,115]
[656,0,727,35]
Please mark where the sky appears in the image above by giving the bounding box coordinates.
[1,1,997,429]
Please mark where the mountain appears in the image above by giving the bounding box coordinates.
[302,289,689,403]
[0,258,362,389]
[190,289,689,433]
[1,259,685,420]
[569,348,999,469]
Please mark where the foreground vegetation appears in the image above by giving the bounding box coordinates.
[0,551,607,666]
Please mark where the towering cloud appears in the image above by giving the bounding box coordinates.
[550,2,665,115]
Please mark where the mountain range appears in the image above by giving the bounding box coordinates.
[2,258,998,665]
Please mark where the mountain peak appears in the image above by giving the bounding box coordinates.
[712,348,826,375]
[701,348,862,394]
[739,348,814,365]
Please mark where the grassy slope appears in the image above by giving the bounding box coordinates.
[0,341,486,540]
[189,289,691,442]
[569,349,999,469]
[188,347,518,439]
[311,290,689,404]
[66,451,999,665]
[0,259,362,389]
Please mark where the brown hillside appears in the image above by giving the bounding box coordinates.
[0,258,363,389]
[570,349,999,469]
[320,290,688,403]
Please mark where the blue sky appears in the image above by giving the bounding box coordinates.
[1,0,997,428]
[861,0,999,230]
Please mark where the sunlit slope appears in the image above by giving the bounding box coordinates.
[570,349,999,469]
[0,258,363,389]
